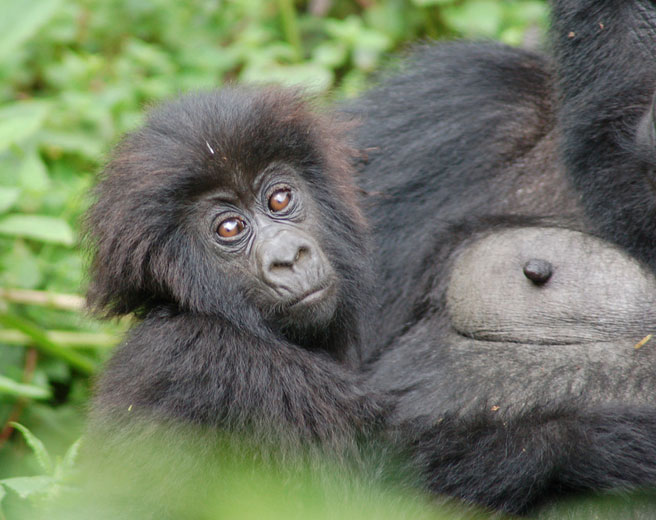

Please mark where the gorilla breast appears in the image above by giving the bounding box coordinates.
[370,226,656,422]
[447,227,656,344]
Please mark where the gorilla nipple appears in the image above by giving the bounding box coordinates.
[523,259,553,285]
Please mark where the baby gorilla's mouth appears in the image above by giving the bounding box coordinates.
[278,279,339,328]
[289,283,331,307]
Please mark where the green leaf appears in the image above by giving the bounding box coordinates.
[443,0,504,37]
[0,187,20,213]
[0,103,50,153]
[0,476,53,499]
[0,215,74,245]
[353,30,392,71]
[19,152,51,193]
[0,483,6,503]
[0,240,42,288]
[55,438,82,479]
[411,0,454,6]
[0,0,61,61]
[0,375,51,400]
[9,422,53,474]
[240,63,333,92]
[38,130,104,160]
[312,42,348,69]
[62,438,82,471]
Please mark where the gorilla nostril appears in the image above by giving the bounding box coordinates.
[270,259,293,271]
[295,246,310,263]
[523,259,553,285]
[270,246,311,272]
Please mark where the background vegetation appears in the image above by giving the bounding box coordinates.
[0,0,547,516]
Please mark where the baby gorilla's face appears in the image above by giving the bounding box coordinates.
[195,165,339,330]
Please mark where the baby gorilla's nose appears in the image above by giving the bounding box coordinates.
[269,243,311,271]
[256,229,326,298]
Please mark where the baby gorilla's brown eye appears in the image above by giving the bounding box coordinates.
[268,188,291,212]
[217,217,245,238]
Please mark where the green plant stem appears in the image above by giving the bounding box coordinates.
[277,0,302,61]
[0,314,96,375]
[0,375,51,400]
[0,288,84,311]
[0,329,117,349]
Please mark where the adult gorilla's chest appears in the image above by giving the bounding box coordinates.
[371,227,656,422]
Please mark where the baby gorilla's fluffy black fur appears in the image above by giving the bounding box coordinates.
[86,88,385,454]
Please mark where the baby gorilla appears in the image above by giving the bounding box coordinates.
[85,88,384,454]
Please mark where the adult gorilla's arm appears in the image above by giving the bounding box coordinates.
[551,0,656,268]
[408,405,656,514]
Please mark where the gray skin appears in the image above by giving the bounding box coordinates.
[370,226,656,422]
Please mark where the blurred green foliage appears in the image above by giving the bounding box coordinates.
[0,0,548,517]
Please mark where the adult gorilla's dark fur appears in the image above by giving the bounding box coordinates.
[86,89,384,455]
[347,0,656,515]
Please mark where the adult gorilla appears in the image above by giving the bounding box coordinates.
[348,0,656,514]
